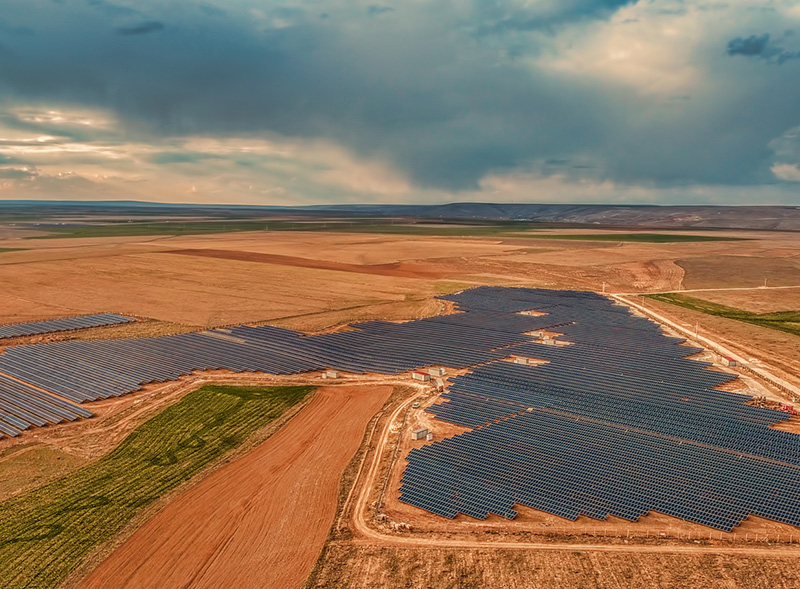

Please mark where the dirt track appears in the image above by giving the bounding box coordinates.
[78,384,393,589]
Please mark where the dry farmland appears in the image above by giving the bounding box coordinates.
[1,225,800,588]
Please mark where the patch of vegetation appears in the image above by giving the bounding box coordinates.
[28,219,747,241]
[0,248,25,253]
[645,293,800,337]
[0,384,314,589]
[30,220,278,239]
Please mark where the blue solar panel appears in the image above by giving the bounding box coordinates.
[0,313,133,339]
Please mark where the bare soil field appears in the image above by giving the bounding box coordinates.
[169,232,525,265]
[308,544,800,589]
[678,255,800,289]
[679,288,800,314]
[165,248,461,279]
[2,228,799,328]
[78,384,393,589]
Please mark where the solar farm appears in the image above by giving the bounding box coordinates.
[0,287,799,536]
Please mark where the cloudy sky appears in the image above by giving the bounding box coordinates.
[0,0,799,205]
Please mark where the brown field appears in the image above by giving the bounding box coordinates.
[678,254,800,289]
[1,228,798,329]
[2,226,800,587]
[675,288,800,314]
[77,384,393,589]
[308,545,800,588]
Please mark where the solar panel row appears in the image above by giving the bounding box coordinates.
[0,313,133,340]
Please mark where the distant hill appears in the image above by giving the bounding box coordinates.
[2,201,799,231]
[310,203,800,231]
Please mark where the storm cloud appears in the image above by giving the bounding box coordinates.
[116,21,165,36]
[0,0,798,203]
[727,33,800,64]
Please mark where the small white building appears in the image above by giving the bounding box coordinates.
[513,356,531,365]
[322,369,340,379]
[428,367,446,377]
[412,428,429,440]
[412,371,431,382]
[721,357,739,367]
[426,432,434,441]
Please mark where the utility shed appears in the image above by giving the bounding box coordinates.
[428,367,446,377]
[412,371,431,382]
[513,356,531,365]
[722,357,739,367]
[412,428,429,440]
[322,369,340,379]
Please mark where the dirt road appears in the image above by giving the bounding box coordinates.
[79,384,393,589]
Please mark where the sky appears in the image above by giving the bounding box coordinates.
[0,0,799,206]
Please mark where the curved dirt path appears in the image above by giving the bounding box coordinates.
[79,384,393,589]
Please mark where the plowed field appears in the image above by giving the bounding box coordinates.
[79,385,392,589]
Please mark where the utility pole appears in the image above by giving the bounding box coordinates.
[601,281,606,294]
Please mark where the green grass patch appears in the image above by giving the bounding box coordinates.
[0,248,25,253]
[30,220,278,239]
[644,293,800,337]
[0,383,314,588]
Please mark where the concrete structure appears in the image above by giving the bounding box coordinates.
[426,432,434,441]
[412,401,420,409]
[412,371,431,382]
[722,357,739,367]
[513,356,531,365]
[412,428,429,440]
[428,367,446,377]
[322,369,340,379]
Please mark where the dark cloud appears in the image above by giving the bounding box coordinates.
[88,0,140,18]
[473,0,638,36]
[116,20,165,36]
[149,152,222,165]
[0,166,38,179]
[727,33,800,64]
[0,19,35,36]
[198,4,226,18]
[727,33,770,56]
[0,0,798,195]
[367,5,394,16]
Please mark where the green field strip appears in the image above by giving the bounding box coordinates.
[28,219,745,241]
[0,384,314,589]
[644,293,800,337]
